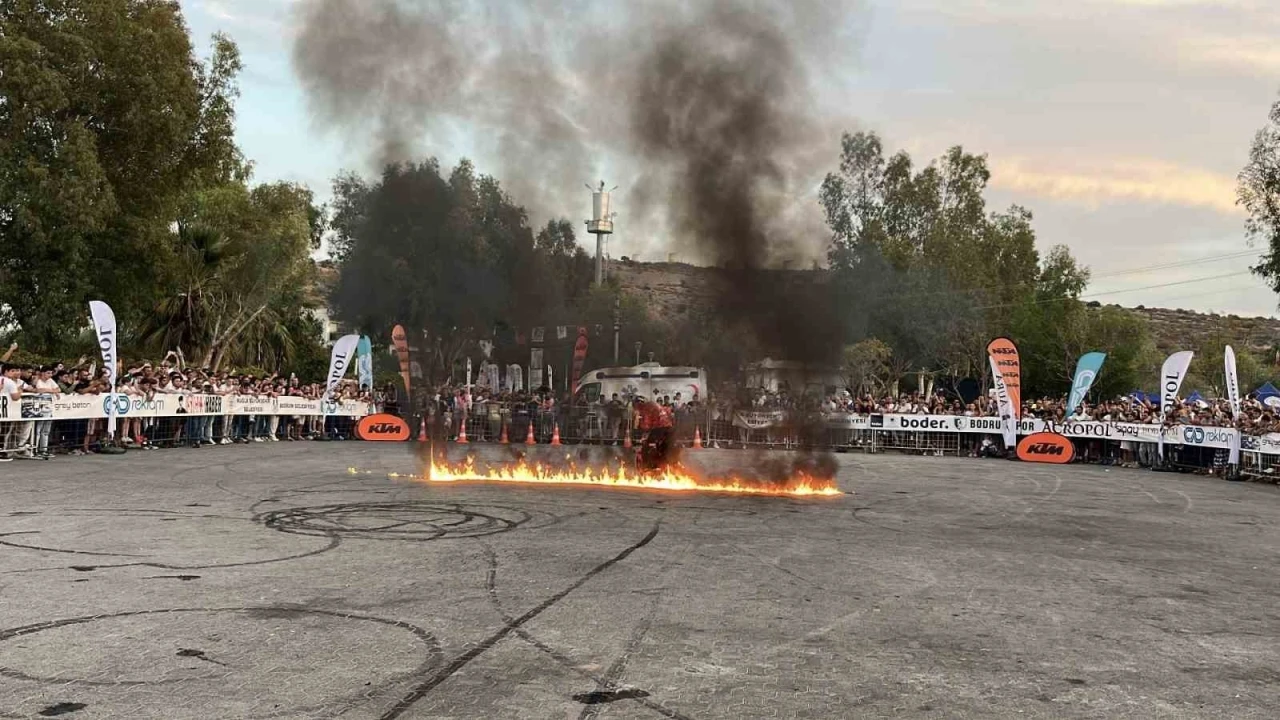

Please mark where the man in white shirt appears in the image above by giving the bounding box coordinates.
[1,364,25,461]
[31,366,59,459]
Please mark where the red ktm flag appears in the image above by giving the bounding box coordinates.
[391,325,411,396]
[571,327,589,392]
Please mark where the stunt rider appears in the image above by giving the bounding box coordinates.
[632,395,674,471]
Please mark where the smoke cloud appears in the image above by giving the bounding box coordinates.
[292,0,856,262]
[294,0,861,479]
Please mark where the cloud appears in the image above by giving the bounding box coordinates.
[188,0,290,35]
[988,157,1243,215]
[1179,34,1280,75]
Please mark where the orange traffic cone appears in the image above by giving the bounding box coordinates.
[418,417,428,442]
[456,421,468,444]
[500,422,509,444]
[550,423,562,446]
[693,426,704,449]
[525,422,536,445]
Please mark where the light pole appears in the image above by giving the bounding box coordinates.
[613,297,621,365]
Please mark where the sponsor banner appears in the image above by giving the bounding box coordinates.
[1017,432,1076,464]
[355,414,411,441]
[21,394,55,419]
[822,413,1247,451]
[1066,352,1107,417]
[1225,345,1241,465]
[274,396,317,415]
[392,324,411,396]
[88,300,119,434]
[987,337,1022,419]
[733,410,787,429]
[230,395,274,415]
[325,334,361,402]
[570,327,589,393]
[988,354,1018,449]
[821,413,871,430]
[0,394,373,421]
[1158,350,1195,459]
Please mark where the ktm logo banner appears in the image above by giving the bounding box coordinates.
[1016,432,1075,464]
[986,337,1022,418]
[355,414,411,442]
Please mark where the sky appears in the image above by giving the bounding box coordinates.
[181,0,1280,318]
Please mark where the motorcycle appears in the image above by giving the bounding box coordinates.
[634,427,675,473]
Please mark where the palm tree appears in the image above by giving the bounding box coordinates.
[137,224,228,359]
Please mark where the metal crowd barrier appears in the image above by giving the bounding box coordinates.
[1,397,1268,481]
[0,408,361,457]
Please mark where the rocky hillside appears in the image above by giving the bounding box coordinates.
[1123,306,1280,354]
[610,259,1280,354]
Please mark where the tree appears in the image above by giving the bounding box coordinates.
[0,1,242,350]
[841,339,892,396]
[138,180,323,369]
[330,159,603,385]
[1183,334,1267,397]
[821,132,1040,300]
[1241,93,1280,294]
[822,132,1086,387]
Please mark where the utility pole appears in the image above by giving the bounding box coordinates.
[613,296,621,365]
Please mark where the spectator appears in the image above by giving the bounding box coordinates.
[1,363,24,461]
[31,365,59,459]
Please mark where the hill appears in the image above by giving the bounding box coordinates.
[609,259,1280,355]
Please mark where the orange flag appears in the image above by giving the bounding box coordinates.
[391,325,411,397]
[986,337,1021,419]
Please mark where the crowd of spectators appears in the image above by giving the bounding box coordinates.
[1,345,376,461]
[805,388,1280,434]
[9,336,1280,468]
[407,384,705,446]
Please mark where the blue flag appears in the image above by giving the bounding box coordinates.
[356,336,373,390]
[1066,351,1107,417]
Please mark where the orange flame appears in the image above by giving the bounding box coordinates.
[387,457,842,497]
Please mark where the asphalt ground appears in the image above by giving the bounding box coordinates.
[1,442,1279,719]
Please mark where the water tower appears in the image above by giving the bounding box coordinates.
[585,181,616,286]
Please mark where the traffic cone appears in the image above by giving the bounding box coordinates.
[500,422,509,444]
[456,421,468,444]
[550,423,562,446]
[525,422,536,445]
[693,426,704,449]
[418,417,428,443]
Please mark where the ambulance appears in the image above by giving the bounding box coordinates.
[573,363,707,404]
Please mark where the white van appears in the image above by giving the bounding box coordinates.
[573,363,707,404]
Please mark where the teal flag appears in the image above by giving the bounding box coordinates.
[356,336,373,390]
[1066,351,1107,417]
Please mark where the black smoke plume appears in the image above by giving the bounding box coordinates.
[293,0,859,480]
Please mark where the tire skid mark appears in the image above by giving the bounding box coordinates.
[377,523,662,720]
[479,542,696,720]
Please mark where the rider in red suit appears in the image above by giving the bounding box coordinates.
[632,396,674,470]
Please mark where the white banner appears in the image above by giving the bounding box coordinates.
[1225,345,1241,465]
[325,334,360,402]
[825,412,1245,451]
[1158,351,1194,459]
[988,355,1017,449]
[0,393,372,421]
[733,410,787,429]
[88,300,119,434]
